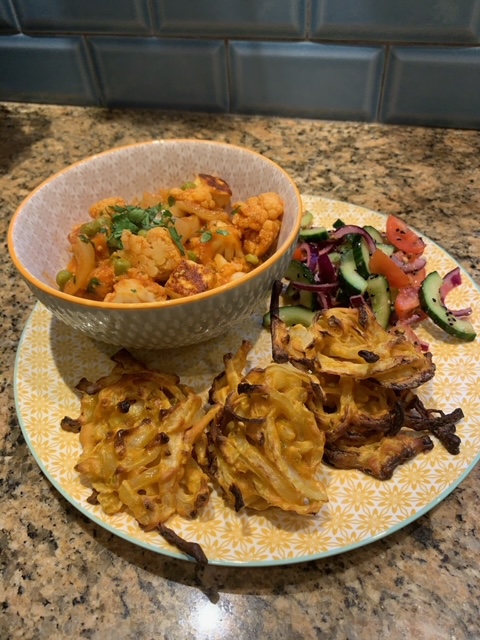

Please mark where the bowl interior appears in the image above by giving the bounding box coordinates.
[10,140,301,296]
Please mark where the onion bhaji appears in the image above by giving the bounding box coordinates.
[61,349,219,563]
[206,341,328,515]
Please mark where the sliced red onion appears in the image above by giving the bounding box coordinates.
[391,253,426,273]
[438,267,472,317]
[316,252,337,283]
[331,225,377,254]
[451,307,473,318]
[291,281,338,292]
[350,294,367,307]
[317,291,334,309]
[440,267,462,301]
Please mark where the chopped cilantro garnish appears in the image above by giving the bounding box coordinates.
[79,234,91,243]
[200,231,213,243]
[107,203,185,254]
[181,182,196,190]
[216,229,229,236]
[87,277,101,293]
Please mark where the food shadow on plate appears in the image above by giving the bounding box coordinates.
[48,310,266,396]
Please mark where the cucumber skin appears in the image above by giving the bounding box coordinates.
[352,236,371,280]
[285,259,315,284]
[366,275,391,329]
[339,249,368,295]
[419,271,476,341]
[262,306,316,328]
[299,227,329,242]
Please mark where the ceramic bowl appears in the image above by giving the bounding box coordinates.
[8,139,302,349]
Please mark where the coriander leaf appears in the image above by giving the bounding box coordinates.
[200,231,213,243]
[168,227,186,255]
[216,229,229,236]
[87,277,101,293]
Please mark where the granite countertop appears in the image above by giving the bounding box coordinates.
[1,102,479,640]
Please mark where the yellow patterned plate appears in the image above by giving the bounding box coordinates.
[14,197,480,567]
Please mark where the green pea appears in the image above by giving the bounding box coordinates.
[80,220,101,237]
[127,208,146,225]
[56,270,72,288]
[245,253,260,265]
[137,229,148,238]
[97,215,112,230]
[114,258,132,275]
[181,181,197,190]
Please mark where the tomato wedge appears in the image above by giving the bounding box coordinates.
[369,249,411,288]
[408,266,426,287]
[394,286,421,320]
[386,215,426,256]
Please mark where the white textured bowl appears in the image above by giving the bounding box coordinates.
[9,140,302,349]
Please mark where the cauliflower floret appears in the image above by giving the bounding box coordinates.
[104,278,168,304]
[165,260,217,298]
[89,197,126,219]
[242,219,282,258]
[212,254,249,286]
[119,227,183,282]
[232,192,284,257]
[169,184,218,211]
[186,220,244,266]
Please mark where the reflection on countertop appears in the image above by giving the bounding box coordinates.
[1,102,479,640]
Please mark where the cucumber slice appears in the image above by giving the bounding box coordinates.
[352,236,371,279]
[339,249,368,295]
[285,282,318,310]
[299,226,329,242]
[376,242,395,257]
[285,259,315,284]
[366,275,391,329]
[301,211,313,228]
[284,259,318,310]
[420,271,476,341]
[363,225,383,244]
[262,306,316,328]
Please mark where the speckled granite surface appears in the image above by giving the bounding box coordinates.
[1,102,479,640]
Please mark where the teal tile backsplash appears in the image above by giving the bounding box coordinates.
[311,0,480,43]
[0,34,98,105]
[1,0,479,128]
[90,37,228,111]
[13,0,153,35]
[153,0,306,38]
[230,42,384,121]
[380,46,480,129]
[0,0,18,33]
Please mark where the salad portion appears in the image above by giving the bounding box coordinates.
[264,211,476,344]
